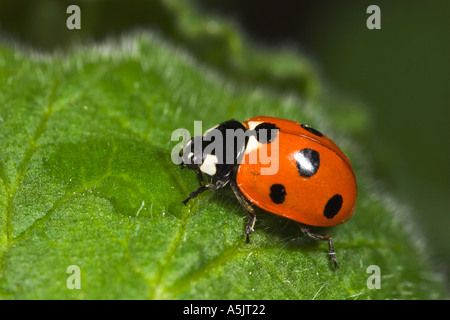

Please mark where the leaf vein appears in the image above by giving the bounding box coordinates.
[0,82,58,279]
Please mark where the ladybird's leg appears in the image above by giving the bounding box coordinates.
[182,176,230,205]
[196,170,205,187]
[299,224,339,270]
[182,183,214,206]
[230,181,256,244]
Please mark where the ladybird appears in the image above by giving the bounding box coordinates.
[178,116,357,269]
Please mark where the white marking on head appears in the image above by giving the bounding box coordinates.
[200,154,218,176]
[246,121,262,130]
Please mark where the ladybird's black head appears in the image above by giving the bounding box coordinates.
[179,120,248,180]
[179,136,202,171]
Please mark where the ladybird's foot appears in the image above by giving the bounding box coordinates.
[245,226,254,244]
[244,213,256,245]
[326,238,339,270]
[182,197,191,206]
[329,252,339,270]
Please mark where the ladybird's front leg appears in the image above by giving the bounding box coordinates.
[230,181,256,244]
[182,183,213,206]
[196,170,205,187]
[182,177,229,206]
[181,171,206,205]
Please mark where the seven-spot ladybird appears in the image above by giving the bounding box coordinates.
[178,116,357,269]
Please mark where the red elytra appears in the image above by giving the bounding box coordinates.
[236,116,357,227]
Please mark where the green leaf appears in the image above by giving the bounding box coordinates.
[0,32,446,299]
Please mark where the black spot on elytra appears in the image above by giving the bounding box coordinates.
[300,123,323,137]
[295,148,320,178]
[324,194,343,219]
[254,122,279,144]
[270,184,286,204]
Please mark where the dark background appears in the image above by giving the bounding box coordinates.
[0,0,448,287]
